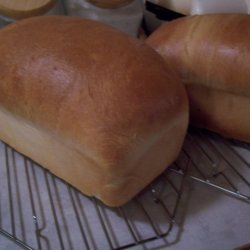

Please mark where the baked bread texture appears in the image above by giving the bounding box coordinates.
[0,16,188,206]
[146,14,250,142]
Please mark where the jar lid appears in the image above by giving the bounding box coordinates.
[87,0,134,9]
[0,0,56,20]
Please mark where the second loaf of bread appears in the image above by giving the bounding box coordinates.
[0,16,188,206]
[147,14,250,142]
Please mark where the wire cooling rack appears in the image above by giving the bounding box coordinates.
[0,128,249,250]
[0,139,188,250]
[177,128,250,203]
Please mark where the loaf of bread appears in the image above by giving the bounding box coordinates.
[146,14,250,142]
[0,16,188,206]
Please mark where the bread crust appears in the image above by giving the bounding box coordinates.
[147,14,250,142]
[187,84,250,142]
[0,16,188,206]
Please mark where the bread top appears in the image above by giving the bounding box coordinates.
[0,16,188,169]
[146,14,250,98]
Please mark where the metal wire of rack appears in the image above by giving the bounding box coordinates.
[0,138,188,250]
[173,128,250,203]
[0,129,250,249]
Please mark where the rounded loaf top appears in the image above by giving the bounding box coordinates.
[146,14,250,98]
[0,16,189,206]
[0,16,188,150]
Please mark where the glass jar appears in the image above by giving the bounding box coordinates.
[87,0,134,8]
[191,0,248,15]
[63,0,144,37]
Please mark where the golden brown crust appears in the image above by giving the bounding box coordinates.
[0,16,188,206]
[146,14,250,98]
[146,14,250,142]
[0,16,186,163]
[187,84,250,142]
